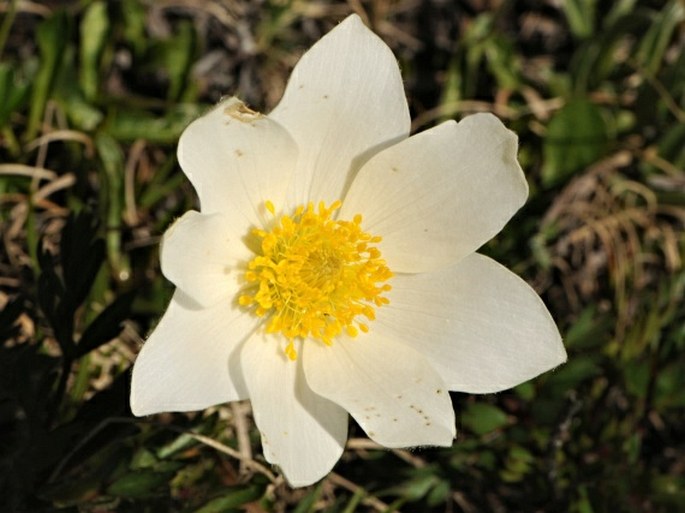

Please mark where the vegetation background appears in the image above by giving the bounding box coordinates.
[1,0,684,511]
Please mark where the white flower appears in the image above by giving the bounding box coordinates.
[130,14,566,487]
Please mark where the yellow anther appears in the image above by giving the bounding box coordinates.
[346,325,359,337]
[285,341,297,360]
[240,201,392,357]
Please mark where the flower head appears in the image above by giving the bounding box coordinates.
[130,15,566,487]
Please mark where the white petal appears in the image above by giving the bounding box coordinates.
[178,97,298,226]
[241,336,347,487]
[130,290,255,415]
[160,211,252,308]
[375,253,566,393]
[270,15,410,206]
[303,336,455,448]
[340,114,528,273]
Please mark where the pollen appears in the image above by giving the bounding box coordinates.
[239,201,392,358]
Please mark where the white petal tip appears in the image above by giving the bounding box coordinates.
[129,401,151,418]
[459,112,529,201]
[129,384,156,417]
[283,474,324,488]
[370,424,456,449]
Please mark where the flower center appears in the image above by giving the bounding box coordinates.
[239,201,392,359]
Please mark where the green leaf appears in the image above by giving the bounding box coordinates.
[576,485,596,513]
[569,12,650,91]
[514,381,535,401]
[36,211,105,352]
[542,99,609,186]
[398,474,440,502]
[341,488,366,513]
[484,35,521,90]
[564,306,612,350]
[95,132,128,277]
[0,63,30,127]
[461,402,508,435]
[543,355,602,396]
[64,90,104,131]
[194,486,265,513]
[655,362,685,409]
[603,0,639,26]
[106,470,171,498]
[426,478,450,506]
[105,104,204,143]
[291,482,323,513]
[161,20,195,101]
[651,473,685,507]
[79,1,109,101]
[75,290,135,358]
[624,360,650,400]
[60,210,106,309]
[501,446,534,482]
[26,11,69,140]
[636,0,685,76]
[120,0,147,56]
[156,432,199,460]
[561,0,597,39]
[656,123,685,171]
[37,243,70,350]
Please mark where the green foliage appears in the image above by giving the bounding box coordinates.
[1,1,684,512]
[79,1,110,101]
[28,11,70,137]
[635,1,685,77]
[461,402,508,435]
[542,98,609,185]
[194,485,267,513]
[561,0,597,39]
[0,63,29,128]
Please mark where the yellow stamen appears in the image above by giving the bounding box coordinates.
[239,201,392,356]
[285,341,297,361]
[265,200,275,215]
